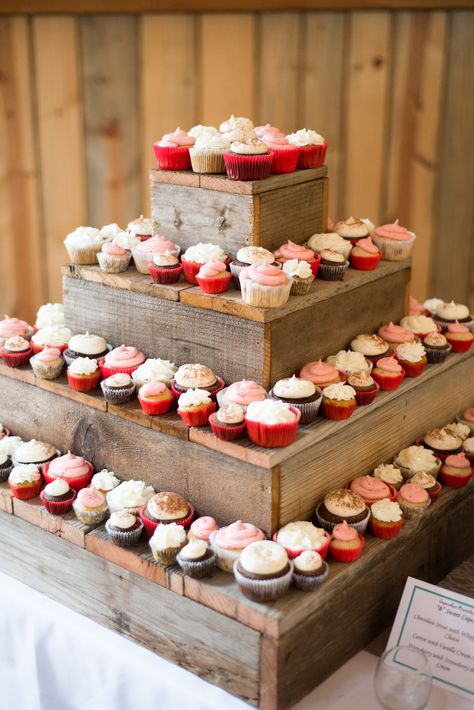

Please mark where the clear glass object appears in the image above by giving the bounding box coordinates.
[374,645,432,710]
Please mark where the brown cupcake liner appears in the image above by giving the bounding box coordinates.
[105,518,144,547]
[100,381,136,405]
[0,461,13,483]
[189,148,226,174]
[176,551,216,578]
[97,251,131,273]
[424,343,452,363]
[30,357,64,380]
[292,563,329,591]
[233,560,294,602]
[315,503,370,534]
[317,261,349,281]
[290,276,314,295]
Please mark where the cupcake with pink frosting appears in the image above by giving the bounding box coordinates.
[328,521,364,562]
[445,322,474,353]
[73,486,108,525]
[259,127,300,174]
[273,241,319,276]
[196,260,232,294]
[97,241,131,273]
[210,520,265,573]
[372,356,405,391]
[240,262,292,308]
[99,344,146,378]
[377,322,416,347]
[350,475,395,506]
[153,127,195,170]
[30,347,64,380]
[299,360,343,388]
[397,482,430,519]
[138,380,174,416]
[440,453,472,489]
[188,516,218,543]
[217,379,268,411]
[0,316,34,347]
[350,236,382,270]
[132,236,181,275]
[371,219,416,261]
[43,451,94,492]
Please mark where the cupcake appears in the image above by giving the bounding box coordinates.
[350,475,393,506]
[410,472,442,501]
[229,246,276,290]
[8,464,42,500]
[113,229,140,253]
[423,427,463,459]
[30,347,64,380]
[458,408,474,434]
[245,399,300,447]
[433,301,473,331]
[445,322,474,353]
[67,357,101,392]
[369,499,404,539]
[409,296,426,316]
[217,380,267,411]
[99,345,145,378]
[400,315,439,339]
[0,450,13,483]
[153,127,195,170]
[394,446,441,480]
[282,260,315,295]
[99,222,125,241]
[462,437,474,466]
[172,363,223,398]
[292,550,328,590]
[321,382,357,420]
[13,439,59,471]
[107,479,154,514]
[97,242,131,273]
[127,215,155,242]
[188,516,218,543]
[149,522,188,565]
[260,128,300,174]
[73,487,108,526]
[40,478,76,515]
[273,241,319,276]
[132,236,181,275]
[328,521,364,562]
[31,325,72,354]
[196,260,232,294]
[233,541,293,602]
[377,322,416,347]
[397,482,430,519]
[90,469,120,495]
[105,510,144,547]
[43,451,93,491]
[0,435,22,457]
[444,421,471,441]
[176,539,216,578]
[327,350,373,378]
[334,216,371,243]
[347,372,379,406]
[395,342,427,378]
[371,220,416,261]
[423,332,452,363]
[181,243,228,285]
[306,232,352,260]
[373,463,403,491]
[350,236,382,270]
[317,249,349,280]
[223,138,273,181]
[371,356,405,391]
[100,373,135,405]
[210,520,265,573]
[64,331,109,365]
[177,388,216,427]
[139,491,193,539]
[423,297,444,316]
[189,133,231,174]
[219,115,255,134]
[254,123,280,138]
[0,315,34,347]
[316,489,370,533]
[208,402,246,441]
[64,226,109,264]
[188,124,219,140]
[350,334,390,363]
[1,336,33,367]
[132,358,177,388]
[286,128,327,168]
[274,521,330,559]
[240,263,292,308]
[299,360,342,388]
[439,453,472,488]
[149,252,182,285]
[269,375,322,424]
[138,381,174,416]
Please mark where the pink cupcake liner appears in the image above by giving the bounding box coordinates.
[350,250,382,271]
[245,406,301,448]
[270,147,300,174]
[354,383,380,406]
[329,534,365,562]
[42,461,94,492]
[153,144,191,171]
[208,413,246,441]
[369,517,404,540]
[321,399,356,420]
[196,271,232,294]
[67,370,101,392]
[297,143,327,169]
[178,402,217,427]
[272,530,330,561]
[149,263,183,284]
[1,348,34,368]
[9,479,43,500]
[139,502,195,540]
[137,395,174,416]
[171,376,225,402]
[40,489,76,515]
[223,151,273,181]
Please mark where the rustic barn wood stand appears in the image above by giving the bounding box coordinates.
[0,168,473,709]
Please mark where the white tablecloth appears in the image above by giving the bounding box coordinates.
[0,571,468,710]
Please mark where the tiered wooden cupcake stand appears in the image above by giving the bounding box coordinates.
[0,167,473,710]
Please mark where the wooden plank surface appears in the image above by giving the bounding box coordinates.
[81,15,142,227]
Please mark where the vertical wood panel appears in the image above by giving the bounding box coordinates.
[200,14,255,126]
[141,14,197,210]
[302,12,346,219]
[33,16,86,303]
[344,12,391,224]
[257,13,301,132]
[0,17,44,322]
[81,15,141,228]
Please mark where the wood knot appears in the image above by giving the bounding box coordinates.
[173,209,182,228]
[372,55,384,69]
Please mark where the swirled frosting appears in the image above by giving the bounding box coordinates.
[150,523,187,549]
[235,246,274,265]
[127,215,154,237]
[44,478,71,497]
[277,521,327,550]
[444,453,470,469]
[35,347,62,363]
[436,301,470,321]
[350,334,388,356]
[189,516,218,541]
[373,220,412,241]
[102,242,126,256]
[373,464,403,486]
[324,489,367,517]
[132,358,177,387]
[400,315,437,334]
[193,133,231,150]
[282,259,313,280]
[399,482,428,504]
[327,350,371,374]
[32,326,72,347]
[91,469,120,492]
[179,539,208,560]
[220,115,254,133]
[378,323,415,344]
[197,260,228,279]
[188,124,219,139]
[35,303,64,329]
[411,472,437,490]
[216,402,244,425]
[9,464,41,485]
[273,375,316,399]
[104,345,145,369]
[64,226,104,248]
[214,520,264,550]
[375,357,403,374]
[134,236,175,254]
[4,336,30,352]
[240,262,288,286]
[14,439,56,463]
[371,499,403,522]
[139,381,169,398]
[69,332,107,355]
[463,437,474,454]
[260,130,293,150]
[255,123,281,137]
[107,480,154,510]
[183,243,226,264]
[274,241,315,262]
[113,230,140,250]
[334,217,369,239]
[49,452,90,479]
[445,422,470,441]
[350,475,390,501]
[230,138,268,155]
[286,129,325,146]
[245,399,296,424]
[447,321,470,334]
[307,233,352,258]
[294,550,323,573]
[396,342,426,363]
[239,541,288,574]
[396,446,439,473]
[157,127,195,147]
[299,360,339,385]
[68,357,98,376]
[99,223,123,239]
[75,487,105,510]
[174,363,216,388]
[424,298,444,315]
[353,236,379,254]
[332,520,359,541]
[178,388,212,408]
[223,380,267,406]
[0,436,23,456]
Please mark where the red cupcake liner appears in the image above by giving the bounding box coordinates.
[42,461,94,492]
[181,256,230,286]
[98,359,142,380]
[297,143,328,169]
[9,479,43,500]
[270,147,300,174]
[0,348,33,368]
[328,534,365,562]
[445,337,473,353]
[149,263,183,284]
[223,151,273,181]
[40,489,76,515]
[439,469,472,489]
[354,383,380,406]
[139,502,196,540]
[412,326,442,339]
[67,370,101,392]
[272,530,331,560]
[321,400,356,420]
[137,394,174,416]
[275,253,321,278]
[171,376,225,402]
[396,358,427,378]
[153,144,191,171]
[208,413,246,441]
[372,369,405,391]
[31,341,68,355]
[428,481,442,501]
[178,401,217,427]
[369,517,404,540]
[245,406,301,448]
[196,271,232,294]
[350,250,382,271]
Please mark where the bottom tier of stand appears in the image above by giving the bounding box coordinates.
[0,480,473,710]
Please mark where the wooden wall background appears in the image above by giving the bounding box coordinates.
[0,9,473,322]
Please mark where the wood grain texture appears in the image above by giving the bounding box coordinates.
[81,15,142,227]
[0,512,260,706]
[0,483,13,515]
[33,16,86,303]
[0,17,44,322]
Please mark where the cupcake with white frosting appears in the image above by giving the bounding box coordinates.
[106,479,155,514]
[373,463,403,490]
[321,382,357,420]
[64,226,109,265]
[282,259,315,295]
[1,336,33,368]
[67,357,101,393]
[422,332,451,363]
[245,399,300,447]
[176,539,216,578]
[90,469,120,495]
[8,464,43,500]
[270,375,322,424]
[105,510,144,547]
[334,216,371,243]
[149,522,187,566]
[132,358,177,388]
[286,128,327,169]
[350,334,390,362]
[35,303,64,330]
[188,124,219,140]
[229,246,277,289]
[172,363,223,397]
[40,477,76,515]
[189,133,231,174]
[149,251,182,284]
[317,249,349,280]
[394,445,442,479]
[400,314,438,338]
[177,388,216,427]
[31,325,72,354]
[292,550,328,591]
[209,402,246,441]
[233,540,293,602]
[181,243,228,285]
[274,521,330,559]
[223,138,273,181]
[433,301,473,332]
[369,499,404,539]
[327,350,373,377]
[13,439,59,471]
[395,342,427,378]
[100,372,135,405]
[64,331,109,365]
[127,215,155,242]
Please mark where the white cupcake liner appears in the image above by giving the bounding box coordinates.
[240,278,292,308]
[65,243,103,265]
[30,357,64,380]
[292,562,329,591]
[371,231,416,262]
[269,389,322,425]
[97,251,131,273]
[315,503,370,534]
[105,518,144,547]
[176,550,216,578]
[72,502,108,526]
[233,560,294,602]
[189,148,226,174]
